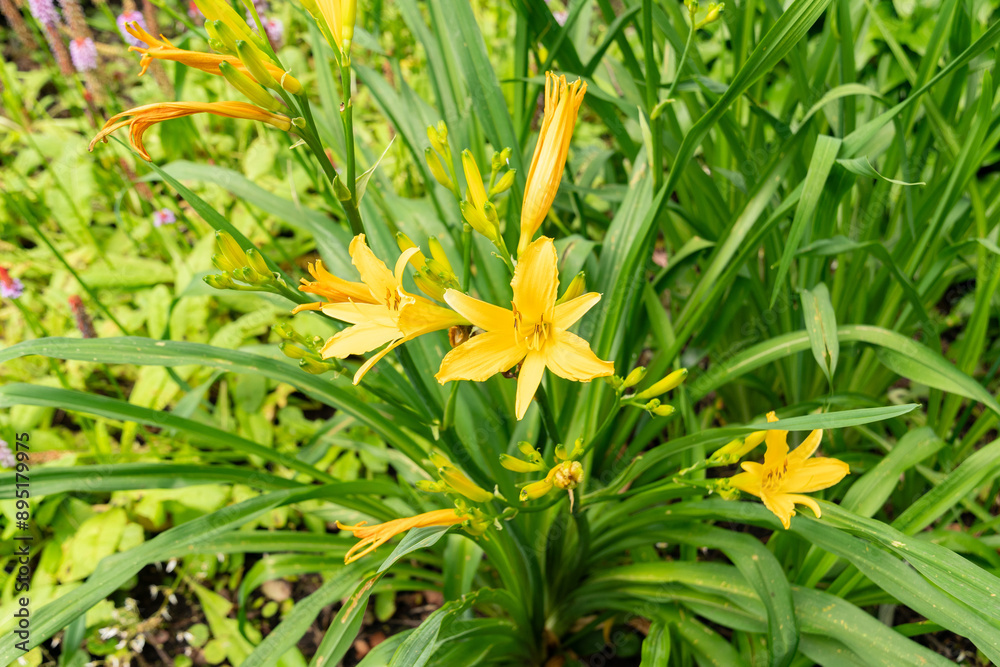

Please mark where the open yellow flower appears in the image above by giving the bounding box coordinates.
[123,22,300,93]
[337,508,470,563]
[518,73,587,256]
[729,411,850,529]
[436,237,613,420]
[89,102,292,161]
[295,235,467,384]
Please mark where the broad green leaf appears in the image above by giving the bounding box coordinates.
[309,572,383,667]
[799,283,839,383]
[378,525,453,574]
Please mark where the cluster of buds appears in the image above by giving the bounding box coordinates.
[424,121,460,200]
[502,439,585,507]
[676,428,766,478]
[204,231,287,293]
[685,0,724,29]
[273,322,343,375]
[417,452,495,503]
[460,148,515,253]
[396,233,460,302]
[608,367,687,418]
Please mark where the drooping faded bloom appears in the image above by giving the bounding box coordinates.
[0,267,24,300]
[518,73,586,256]
[337,509,471,563]
[294,235,467,384]
[89,101,293,161]
[69,37,98,72]
[116,9,147,47]
[436,237,613,420]
[728,411,850,529]
[153,209,177,227]
[122,22,300,93]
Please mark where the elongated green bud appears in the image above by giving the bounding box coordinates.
[622,366,647,389]
[196,0,266,51]
[203,273,233,289]
[499,454,544,473]
[279,341,310,360]
[489,169,516,197]
[220,61,281,111]
[439,466,493,503]
[216,231,247,270]
[634,368,688,400]
[652,404,675,417]
[245,247,272,278]
[427,121,449,157]
[236,40,277,89]
[425,148,454,190]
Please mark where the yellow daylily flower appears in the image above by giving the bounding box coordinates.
[89,102,292,161]
[297,235,467,384]
[518,73,587,256]
[337,509,470,563]
[436,237,613,420]
[729,411,850,529]
[123,22,300,93]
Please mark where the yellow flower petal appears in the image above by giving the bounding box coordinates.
[436,331,525,384]
[515,351,547,420]
[320,302,396,327]
[780,457,850,493]
[350,234,398,307]
[353,338,404,385]
[729,467,762,496]
[397,298,469,337]
[512,237,558,324]
[788,429,823,463]
[786,493,822,520]
[444,289,513,332]
[544,331,614,381]
[553,292,601,329]
[320,320,400,359]
[298,260,375,303]
[761,491,796,530]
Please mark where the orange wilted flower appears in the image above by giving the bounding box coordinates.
[337,509,471,563]
[123,22,300,93]
[89,102,292,161]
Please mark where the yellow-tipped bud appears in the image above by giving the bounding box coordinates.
[652,404,675,418]
[205,21,236,54]
[520,479,553,502]
[279,341,310,359]
[461,200,499,242]
[416,479,446,493]
[489,169,516,198]
[215,231,248,270]
[219,61,282,111]
[517,441,543,462]
[427,237,455,276]
[427,121,448,157]
[203,273,234,289]
[622,366,647,389]
[235,40,276,87]
[552,461,583,490]
[244,247,271,277]
[634,368,688,400]
[196,0,266,51]
[425,148,454,190]
[439,466,494,502]
[429,451,450,469]
[491,147,512,172]
[556,272,587,304]
[499,454,544,473]
[462,150,487,211]
[696,2,724,29]
[708,432,765,465]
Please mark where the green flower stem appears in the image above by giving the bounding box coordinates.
[340,62,357,201]
[641,0,663,191]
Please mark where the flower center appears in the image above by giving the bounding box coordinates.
[512,304,551,351]
[762,458,788,491]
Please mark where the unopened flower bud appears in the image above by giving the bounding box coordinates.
[220,61,282,111]
[439,466,493,503]
[425,148,454,190]
[488,169,516,198]
[245,247,272,278]
[622,366,646,389]
[279,341,310,359]
[634,368,688,400]
[491,147,511,172]
[520,479,553,501]
[427,121,448,156]
[416,480,445,493]
[499,454,544,473]
[652,404,675,417]
[204,273,234,289]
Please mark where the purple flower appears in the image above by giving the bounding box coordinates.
[553,10,568,26]
[153,209,177,227]
[116,10,147,47]
[0,267,24,300]
[0,440,14,469]
[28,0,59,26]
[69,37,98,72]
[264,17,283,46]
